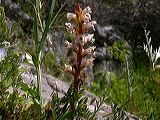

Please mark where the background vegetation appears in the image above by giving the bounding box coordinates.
[0,0,160,119]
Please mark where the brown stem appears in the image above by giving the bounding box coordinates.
[74,42,83,91]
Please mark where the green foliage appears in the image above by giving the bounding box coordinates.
[90,31,160,119]
[91,57,160,119]
[108,40,129,63]
[1,1,103,119]
[0,7,10,44]
[1,0,160,119]
[0,8,26,119]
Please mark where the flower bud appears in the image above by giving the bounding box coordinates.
[83,46,96,56]
[65,23,75,33]
[83,13,91,23]
[82,34,95,44]
[80,58,95,69]
[46,34,52,48]
[64,64,72,73]
[83,6,92,14]
[64,40,73,48]
[79,72,87,80]
[85,21,97,30]
[67,13,77,21]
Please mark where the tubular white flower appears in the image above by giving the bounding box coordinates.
[85,21,97,30]
[79,72,87,80]
[83,6,92,14]
[92,52,96,57]
[81,58,95,69]
[64,64,72,73]
[67,13,77,21]
[65,23,75,33]
[83,13,91,23]
[85,58,95,66]
[83,46,96,56]
[83,34,95,44]
[64,40,73,48]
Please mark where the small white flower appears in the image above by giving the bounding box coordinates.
[85,21,97,30]
[65,23,75,33]
[64,64,72,73]
[2,41,10,47]
[67,13,76,21]
[79,72,87,80]
[82,34,95,44]
[83,13,91,23]
[86,58,95,66]
[83,6,92,14]
[81,58,95,69]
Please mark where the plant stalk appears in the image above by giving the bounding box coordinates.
[37,51,42,105]
[36,51,42,119]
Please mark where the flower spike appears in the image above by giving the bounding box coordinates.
[64,4,96,91]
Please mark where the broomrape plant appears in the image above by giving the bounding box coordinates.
[64,4,96,92]
[64,4,97,118]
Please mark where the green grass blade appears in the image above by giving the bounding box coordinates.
[39,0,68,52]
[33,14,39,51]
[50,0,69,27]
[17,82,38,99]
[50,0,56,19]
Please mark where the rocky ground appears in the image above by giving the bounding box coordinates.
[18,64,140,120]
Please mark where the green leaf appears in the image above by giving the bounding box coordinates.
[35,0,40,13]
[0,65,15,88]
[39,20,50,53]
[59,111,73,120]
[84,97,88,104]
[39,0,68,52]
[0,78,13,89]
[17,82,37,98]
[33,14,39,51]
[50,0,56,19]
[90,98,96,105]
[32,54,38,68]
[78,98,84,105]
[38,0,56,52]
[50,0,68,27]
